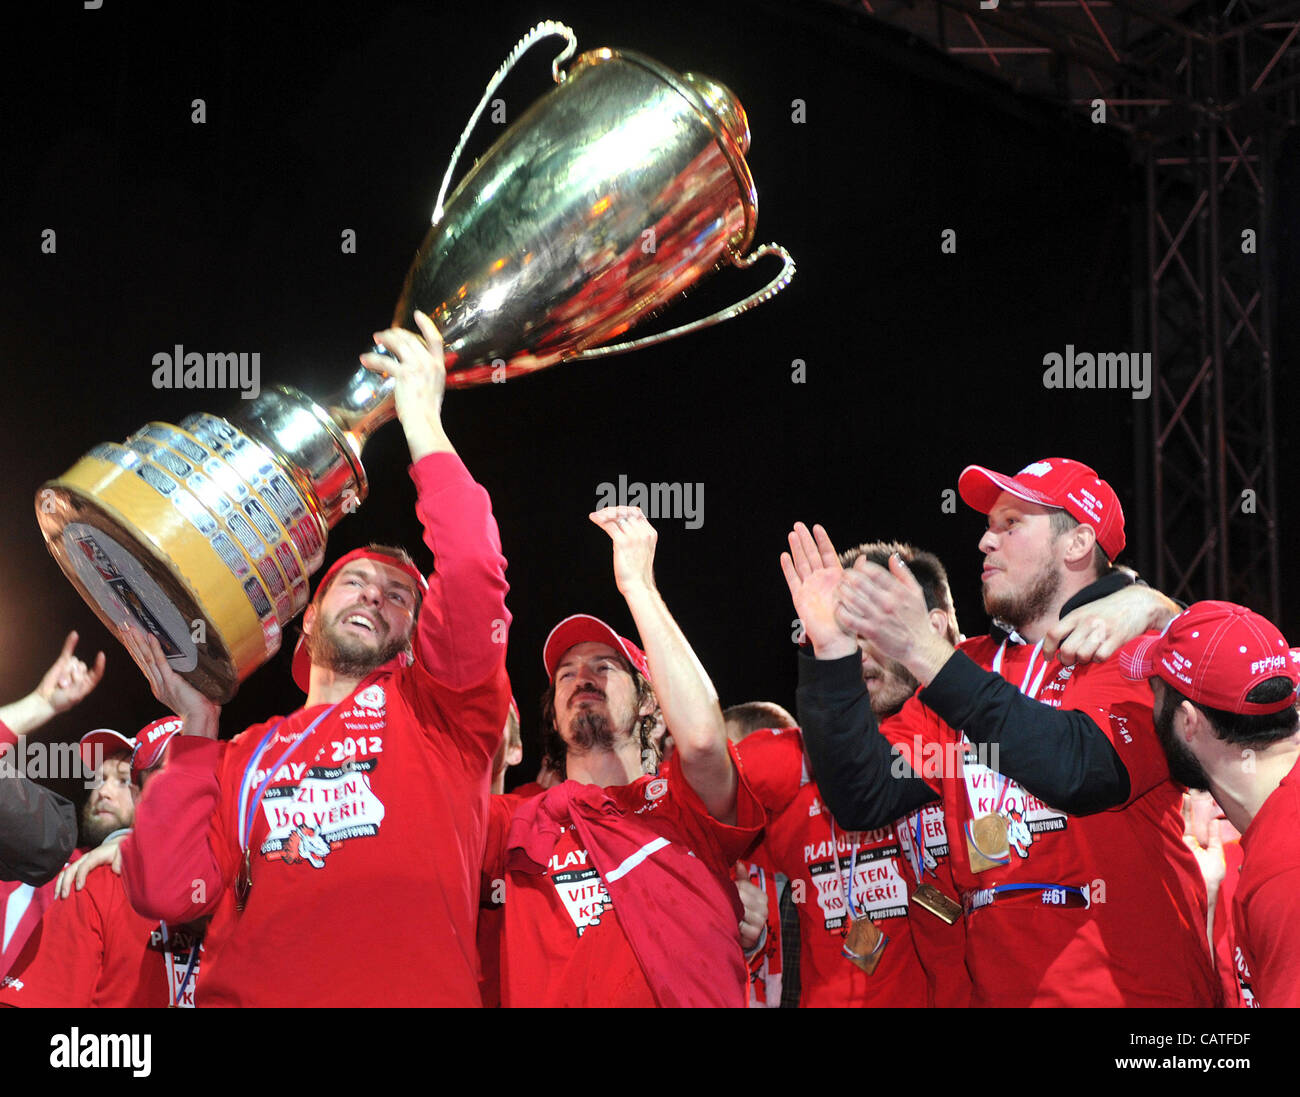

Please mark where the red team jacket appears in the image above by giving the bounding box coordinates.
[735,726,969,1007]
[484,751,764,1007]
[121,453,511,1007]
[882,635,1219,1007]
[1232,754,1300,1007]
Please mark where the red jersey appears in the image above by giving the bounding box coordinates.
[484,754,764,1007]
[1232,754,1300,1008]
[0,865,202,1008]
[882,634,1219,1007]
[122,452,512,1007]
[736,726,966,1007]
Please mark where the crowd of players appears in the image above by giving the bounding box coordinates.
[1,313,1297,1008]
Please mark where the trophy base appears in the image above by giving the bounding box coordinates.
[39,482,248,703]
[37,415,327,702]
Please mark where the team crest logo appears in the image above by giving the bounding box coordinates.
[266,824,339,868]
[259,764,385,869]
[1006,808,1032,859]
[354,685,386,711]
[645,778,668,802]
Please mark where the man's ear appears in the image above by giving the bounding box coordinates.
[1063,523,1099,567]
[1176,699,1206,745]
[927,608,950,640]
[302,603,317,638]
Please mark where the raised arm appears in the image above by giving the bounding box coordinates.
[0,630,105,736]
[781,523,938,829]
[363,311,510,691]
[0,631,102,884]
[593,506,735,822]
[116,621,228,921]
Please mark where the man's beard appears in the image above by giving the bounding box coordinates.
[1154,694,1212,790]
[564,689,637,757]
[983,559,1062,632]
[567,709,622,755]
[868,658,920,719]
[81,799,129,848]
[306,611,408,680]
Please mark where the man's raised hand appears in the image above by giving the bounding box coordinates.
[119,621,220,739]
[780,522,856,659]
[361,309,453,461]
[37,631,105,715]
[590,506,658,597]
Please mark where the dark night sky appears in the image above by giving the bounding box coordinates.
[2,0,1288,800]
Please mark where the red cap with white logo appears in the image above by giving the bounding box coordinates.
[78,729,136,774]
[1120,600,1298,715]
[131,716,185,778]
[542,614,651,682]
[958,457,1125,561]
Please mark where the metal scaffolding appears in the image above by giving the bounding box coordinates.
[820,0,1300,615]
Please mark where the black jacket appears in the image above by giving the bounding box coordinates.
[798,572,1136,832]
[0,767,78,886]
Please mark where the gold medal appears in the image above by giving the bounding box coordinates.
[911,883,963,925]
[965,812,1010,873]
[842,915,887,974]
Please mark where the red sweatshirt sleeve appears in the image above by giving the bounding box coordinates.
[121,737,233,923]
[408,452,511,692]
[0,720,18,753]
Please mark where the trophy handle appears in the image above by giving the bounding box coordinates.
[567,243,797,361]
[431,20,579,225]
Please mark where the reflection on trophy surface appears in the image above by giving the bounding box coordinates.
[35,22,796,701]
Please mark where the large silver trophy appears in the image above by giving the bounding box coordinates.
[35,22,796,701]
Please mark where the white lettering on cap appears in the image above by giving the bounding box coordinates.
[1067,491,1103,521]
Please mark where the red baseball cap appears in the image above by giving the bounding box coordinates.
[1120,600,1298,715]
[291,548,428,691]
[958,457,1126,560]
[78,729,136,775]
[131,716,185,778]
[542,614,651,682]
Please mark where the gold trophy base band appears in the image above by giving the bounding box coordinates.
[39,454,265,703]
